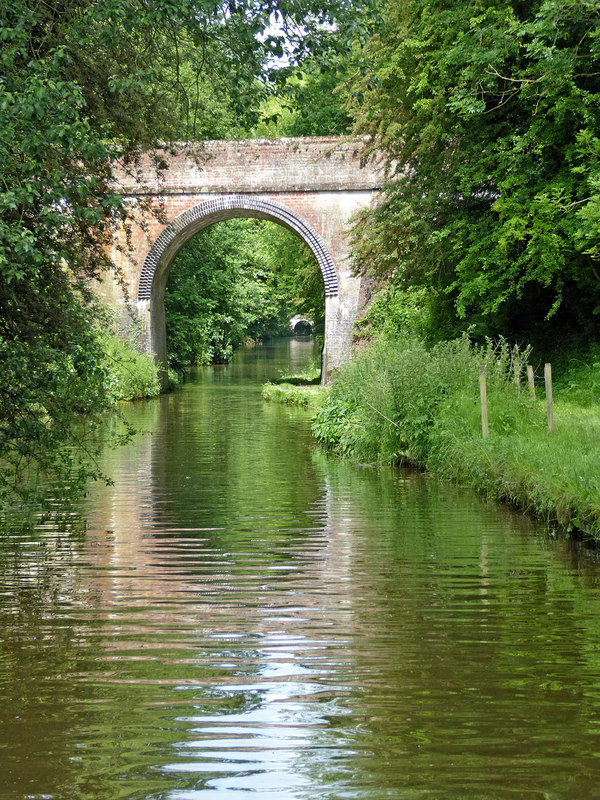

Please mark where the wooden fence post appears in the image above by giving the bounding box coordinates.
[544,363,554,435]
[527,365,535,401]
[479,365,489,438]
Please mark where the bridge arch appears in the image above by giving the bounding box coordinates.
[137,195,338,301]
[290,315,313,335]
[137,195,336,384]
[104,137,385,386]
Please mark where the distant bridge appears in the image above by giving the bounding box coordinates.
[99,137,385,385]
[290,315,314,334]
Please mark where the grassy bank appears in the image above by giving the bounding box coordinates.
[262,381,327,407]
[262,362,327,409]
[262,365,326,408]
[311,335,600,542]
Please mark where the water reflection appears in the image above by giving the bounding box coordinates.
[2,340,600,799]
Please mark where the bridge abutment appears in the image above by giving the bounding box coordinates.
[102,138,383,384]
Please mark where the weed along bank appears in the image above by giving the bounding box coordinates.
[310,334,600,542]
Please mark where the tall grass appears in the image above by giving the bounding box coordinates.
[261,382,327,407]
[312,334,600,541]
[553,343,600,407]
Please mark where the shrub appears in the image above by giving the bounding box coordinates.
[100,334,161,402]
[313,334,527,463]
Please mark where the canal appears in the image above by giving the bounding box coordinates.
[2,338,600,799]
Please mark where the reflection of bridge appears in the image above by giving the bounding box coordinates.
[99,137,384,385]
[290,315,314,335]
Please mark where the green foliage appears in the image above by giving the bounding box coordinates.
[0,325,108,507]
[251,6,382,139]
[0,315,160,506]
[553,344,600,407]
[356,284,429,341]
[0,0,157,505]
[313,334,537,466]
[165,219,324,369]
[312,334,498,463]
[99,334,161,403]
[348,0,600,342]
[279,59,354,137]
[262,382,327,407]
[313,334,600,539]
[265,224,326,330]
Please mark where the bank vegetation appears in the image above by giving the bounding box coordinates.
[312,331,600,540]
[302,0,600,541]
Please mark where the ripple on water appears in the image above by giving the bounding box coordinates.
[2,342,600,799]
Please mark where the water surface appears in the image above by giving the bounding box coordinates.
[2,339,600,799]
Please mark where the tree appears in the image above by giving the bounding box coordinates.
[347,0,600,344]
[165,219,323,369]
[0,0,369,505]
[277,57,354,137]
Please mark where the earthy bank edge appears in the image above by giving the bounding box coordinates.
[265,337,600,543]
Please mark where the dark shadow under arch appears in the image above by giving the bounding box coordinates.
[137,195,339,301]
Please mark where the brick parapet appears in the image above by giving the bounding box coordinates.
[113,137,384,195]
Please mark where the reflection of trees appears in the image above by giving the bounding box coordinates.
[304,455,600,797]
[146,345,322,544]
[3,341,600,798]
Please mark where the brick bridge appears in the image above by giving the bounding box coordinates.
[101,137,384,385]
